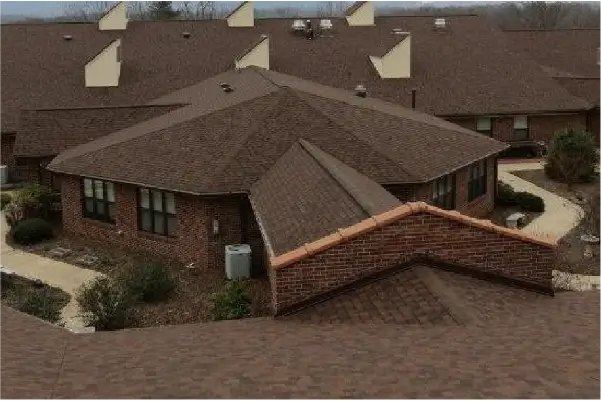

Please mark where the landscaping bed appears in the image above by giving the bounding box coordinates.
[1,273,70,324]
[511,169,600,205]
[19,235,272,328]
[489,204,540,228]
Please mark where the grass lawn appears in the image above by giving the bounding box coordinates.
[22,234,272,328]
[511,169,600,276]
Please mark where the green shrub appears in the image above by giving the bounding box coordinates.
[211,280,251,321]
[1,192,12,210]
[495,181,518,206]
[11,218,53,245]
[18,290,64,324]
[76,277,137,331]
[118,261,174,303]
[4,202,23,228]
[13,184,56,220]
[514,191,545,213]
[545,128,599,184]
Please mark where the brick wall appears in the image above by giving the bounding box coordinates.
[61,175,263,272]
[385,156,496,218]
[1,134,16,180]
[448,114,587,144]
[270,212,555,313]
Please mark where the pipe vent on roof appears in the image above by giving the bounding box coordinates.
[355,84,367,98]
[62,35,73,41]
[220,82,233,93]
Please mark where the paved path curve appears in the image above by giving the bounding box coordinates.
[498,162,599,291]
[1,215,103,330]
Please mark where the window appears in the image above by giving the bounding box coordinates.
[476,117,492,134]
[116,45,121,63]
[513,115,529,140]
[432,174,455,210]
[82,178,115,223]
[468,159,487,201]
[138,188,177,237]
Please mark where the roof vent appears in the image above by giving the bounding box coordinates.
[355,84,367,98]
[392,28,409,35]
[320,19,333,30]
[220,82,233,93]
[182,32,191,38]
[292,19,306,31]
[434,18,447,29]
[62,34,73,41]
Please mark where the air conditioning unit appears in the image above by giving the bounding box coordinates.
[0,165,7,185]
[320,19,333,30]
[225,244,251,280]
[292,19,306,31]
[434,18,446,29]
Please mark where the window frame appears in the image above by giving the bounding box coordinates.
[513,115,529,140]
[476,116,492,134]
[432,173,456,210]
[467,159,487,202]
[137,188,177,237]
[81,177,115,223]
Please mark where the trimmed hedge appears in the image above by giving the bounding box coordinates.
[0,193,11,211]
[11,218,53,245]
[118,261,174,303]
[495,182,545,213]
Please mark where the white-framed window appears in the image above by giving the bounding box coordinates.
[138,188,177,237]
[82,177,116,223]
[476,117,492,134]
[513,115,529,140]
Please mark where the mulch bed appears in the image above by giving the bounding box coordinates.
[488,204,540,228]
[510,169,600,276]
[9,232,272,328]
[1,273,71,322]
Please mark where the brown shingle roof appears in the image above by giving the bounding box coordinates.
[14,104,183,157]
[250,140,400,255]
[2,289,599,398]
[2,16,590,134]
[505,29,600,106]
[48,68,507,193]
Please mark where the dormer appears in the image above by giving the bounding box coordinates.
[369,33,411,79]
[345,1,374,27]
[85,39,122,87]
[235,36,269,70]
[227,1,254,28]
[98,2,128,31]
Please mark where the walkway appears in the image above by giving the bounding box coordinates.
[498,162,599,291]
[0,216,103,331]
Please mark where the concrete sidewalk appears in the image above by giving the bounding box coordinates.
[498,162,583,243]
[1,216,103,330]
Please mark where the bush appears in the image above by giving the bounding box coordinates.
[514,191,545,213]
[11,218,53,245]
[76,277,137,331]
[495,181,518,206]
[211,280,251,321]
[4,202,23,228]
[13,184,56,220]
[118,261,174,303]
[545,128,599,184]
[1,192,12,210]
[18,290,63,324]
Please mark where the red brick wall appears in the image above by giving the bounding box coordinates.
[61,175,262,271]
[270,212,555,313]
[1,134,16,180]
[448,114,587,144]
[385,156,496,218]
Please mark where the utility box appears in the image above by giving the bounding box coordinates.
[225,244,252,280]
[0,165,7,185]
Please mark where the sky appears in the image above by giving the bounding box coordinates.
[0,1,474,18]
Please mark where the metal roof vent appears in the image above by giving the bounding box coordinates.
[182,32,191,38]
[220,82,233,93]
[355,84,367,98]
[292,19,306,31]
[320,19,333,30]
[392,28,409,35]
[62,34,73,41]
[434,18,447,29]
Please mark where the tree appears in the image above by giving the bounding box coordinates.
[62,1,112,21]
[178,1,218,20]
[317,1,350,17]
[148,1,180,20]
[544,128,599,187]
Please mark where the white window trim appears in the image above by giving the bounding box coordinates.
[513,115,528,129]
